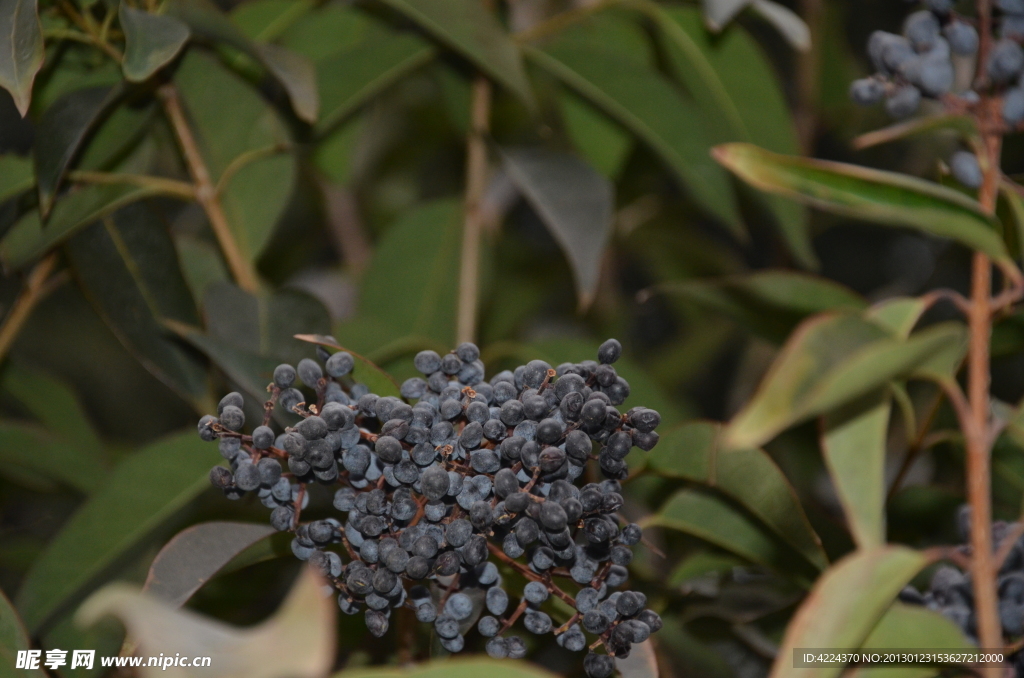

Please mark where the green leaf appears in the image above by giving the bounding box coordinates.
[546,12,647,178]
[376,0,533,109]
[33,85,121,216]
[819,297,932,551]
[1001,180,1024,261]
[650,271,865,343]
[724,312,968,449]
[0,183,172,270]
[528,44,742,235]
[0,421,106,493]
[861,600,973,650]
[65,204,208,406]
[255,42,319,123]
[647,488,810,578]
[293,334,402,398]
[166,0,318,122]
[558,91,631,180]
[2,361,104,458]
[0,0,43,117]
[0,154,33,204]
[230,0,314,43]
[274,4,372,62]
[143,522,276,608]
[347,199,462,347]
[179,331,281,408]
[78,568,335,678]
[15,430,213,634]
[314,31,434,135]
[0,588,45,678]
[648,421,827,570]
[174,50,296,262]
[119,6,191,83]
[202,282,331,365]
[713,143,1016,268]
[821,392,891,550]
[654,7,812,267]
[500,147,613,309]
[769,547,932,678]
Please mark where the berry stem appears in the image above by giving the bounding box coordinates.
[486,542,577,606]
[0,254,63,365]
[157,83,260,293]
[455,75,492,344]
[965,67,1003,670]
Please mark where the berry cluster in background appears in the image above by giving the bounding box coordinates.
[847,0,1024,189]
[901,507,1024,674]
[197,339,662,677]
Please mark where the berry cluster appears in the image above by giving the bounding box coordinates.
[846,1,1024,190]
[198,339,662,676]
[900,507,1024,673]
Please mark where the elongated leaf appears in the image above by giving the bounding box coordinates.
[703,0,750,30]
[166,0,318,122]
[2,361,104,458]
[179,331,281,407]
[34,85,121,216]
[66,204,207,406]
[144,522,276,608]
[820,297,930,550]
[648,421,827,570]
[501,147,613,308]
[16,430,212,634]
[231,0,316,42]
[528,45,742,235]
[548,13,649,179]
[713,143,1016,267]
[0,589,45,678]
[202,282,331,365]
[821,392,891,550]
[652,271,864,343]
[175,50,296,262]
[0,421,105,493]
[376,0,533,109]
[78,568,334,678]
[655,7,812,266]
[647,488,811,578]
[0,154,32,203]
[0,183,171,270]
[339,199,462,348]
[559,91,631,179]
[724,312,968,449]
[256,43,319,123]
[314,32,434,135]
[0,0,43,116]
[848,603,972,678]
[768,547,932,678]
[120,6,191,82]
[1001,180,1024,262]
[750,0,810,51]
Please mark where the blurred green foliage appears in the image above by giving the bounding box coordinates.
[1,0,1023,676]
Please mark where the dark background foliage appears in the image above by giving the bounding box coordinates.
[0,0,1015,676]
